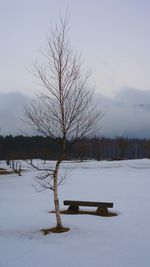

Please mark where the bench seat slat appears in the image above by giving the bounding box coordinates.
[64,200,113,208]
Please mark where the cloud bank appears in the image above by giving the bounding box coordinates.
[0,92,31,136]
[0,88,150,138]
[98,87,150,138]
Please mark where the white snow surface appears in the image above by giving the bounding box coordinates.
[0,159,150,267]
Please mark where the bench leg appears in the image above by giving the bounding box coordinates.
[68,205,79,213]
[96,207,108,216]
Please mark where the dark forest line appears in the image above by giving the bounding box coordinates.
[0,135,150,161]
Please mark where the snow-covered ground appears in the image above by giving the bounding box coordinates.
[0,159,150,267]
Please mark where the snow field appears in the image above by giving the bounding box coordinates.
[0,159,150,267]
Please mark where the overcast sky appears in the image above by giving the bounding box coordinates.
[0,0,150,137]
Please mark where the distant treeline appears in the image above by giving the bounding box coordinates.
[0,135,150,161]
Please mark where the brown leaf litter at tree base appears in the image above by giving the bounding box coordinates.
[41,227,70,235]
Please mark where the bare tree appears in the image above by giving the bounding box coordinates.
[25,15,102,233]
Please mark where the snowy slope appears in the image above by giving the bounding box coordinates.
[0,159,150,267]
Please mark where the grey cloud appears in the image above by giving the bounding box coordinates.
[98,87,150,138]
[0,88,150,138]
[0,92,32,135]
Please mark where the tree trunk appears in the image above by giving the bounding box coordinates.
[53,159,63,229]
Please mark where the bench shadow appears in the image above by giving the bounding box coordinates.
[50,210,118,217]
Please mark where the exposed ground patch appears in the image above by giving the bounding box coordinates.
[41,227,70,235]
[50,210,118,217]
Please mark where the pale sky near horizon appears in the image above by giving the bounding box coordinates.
[1,0,150,96]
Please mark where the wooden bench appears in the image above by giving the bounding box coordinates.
[64,200,113,216]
